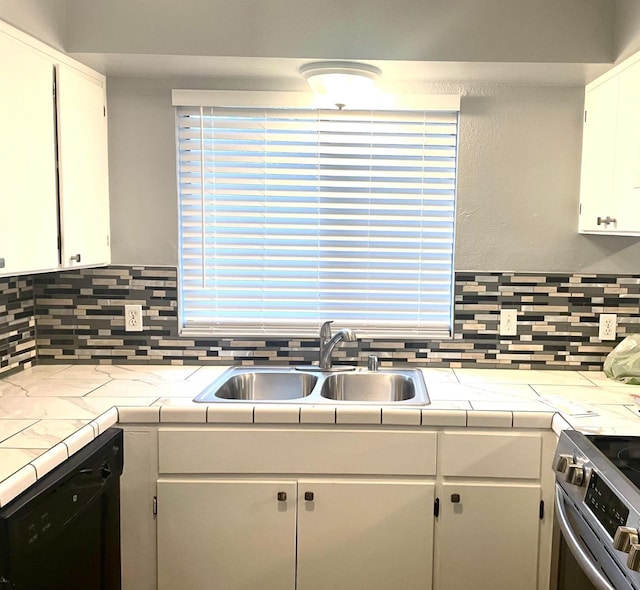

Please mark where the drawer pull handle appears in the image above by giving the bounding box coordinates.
[277,492,287,502]
[451,493,461,503]
[304,491,315,502]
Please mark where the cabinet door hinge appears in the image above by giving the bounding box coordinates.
[57,235,62,252]
[584,110,588,123]
[434,497,440,518]
[153,496,158,516]
[103,105,106,117]
[539,500,545,520]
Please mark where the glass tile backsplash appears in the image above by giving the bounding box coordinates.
[1,266,638,375]
[0,276,37,375]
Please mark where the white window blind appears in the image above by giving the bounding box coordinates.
[177,105,457,338]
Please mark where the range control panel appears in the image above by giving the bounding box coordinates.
[585,471,630,538]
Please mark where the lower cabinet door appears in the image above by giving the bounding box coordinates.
[296,479,435,590]
[157,479,297,590]
[435,482,540,590]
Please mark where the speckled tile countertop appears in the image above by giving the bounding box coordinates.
[1,363,640,506]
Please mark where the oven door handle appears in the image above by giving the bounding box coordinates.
[555,484,616,590]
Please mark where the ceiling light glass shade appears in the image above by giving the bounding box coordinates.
[300,61,382,108]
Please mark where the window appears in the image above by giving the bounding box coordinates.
[175,95,458,338]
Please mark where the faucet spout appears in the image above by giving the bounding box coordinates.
[319,321,357,370]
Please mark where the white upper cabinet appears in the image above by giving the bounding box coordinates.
[57,64,111,268]
[613,60,640,234]
[579,53,640,236]
[0,20,110,278]
[0,29,59,276]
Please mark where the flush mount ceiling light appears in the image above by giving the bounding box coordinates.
[300,61,382,109]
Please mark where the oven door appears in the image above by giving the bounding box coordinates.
[555,483,634,590]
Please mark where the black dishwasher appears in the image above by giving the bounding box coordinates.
[0,427,123,590]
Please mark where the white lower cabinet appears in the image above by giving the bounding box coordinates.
[120,425,554,590]
[157,480,297,590]
[434,430,552,590]
[156,478,435,590]
[297,480,434,590]
[434,482,541,590]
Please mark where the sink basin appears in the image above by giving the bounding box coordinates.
[193,366,429,405]
[320,372,418,402]
[194,368,317,402]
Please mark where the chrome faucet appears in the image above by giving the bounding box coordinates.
[319,321,357,370]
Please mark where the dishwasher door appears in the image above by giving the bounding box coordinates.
[0,427,123,590]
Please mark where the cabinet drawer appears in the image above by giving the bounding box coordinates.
[439,432,541,479]
[158,428,437,476]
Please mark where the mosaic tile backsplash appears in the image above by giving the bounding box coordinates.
[1,265,639,374]
[0,276,37,375]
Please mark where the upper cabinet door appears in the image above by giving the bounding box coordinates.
[579,51,640,237]
[578,75,619,234]
[614,59,640,234]
[57,64,111,268]
[0,31,59,277]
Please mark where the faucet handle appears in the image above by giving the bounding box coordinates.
[320,320,333,339]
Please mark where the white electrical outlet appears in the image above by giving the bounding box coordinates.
[599,313,617,341]
[125,304,143,332]
[499,309,518,336]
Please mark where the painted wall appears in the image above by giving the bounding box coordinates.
[0,0,65,50]
[64,0,614,64]
[106,77,640,273]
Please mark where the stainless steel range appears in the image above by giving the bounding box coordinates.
[554,430,640,590]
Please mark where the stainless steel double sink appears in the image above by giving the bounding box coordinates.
[193,366,430,405]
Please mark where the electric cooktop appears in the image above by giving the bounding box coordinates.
[586,435,640,490]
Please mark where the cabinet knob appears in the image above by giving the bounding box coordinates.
[451,493,461,503]
[71,253,82,263]
[277,492,287,502]
[614,526,639,552]
[304,491,314,502]
[597,216,617,227]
